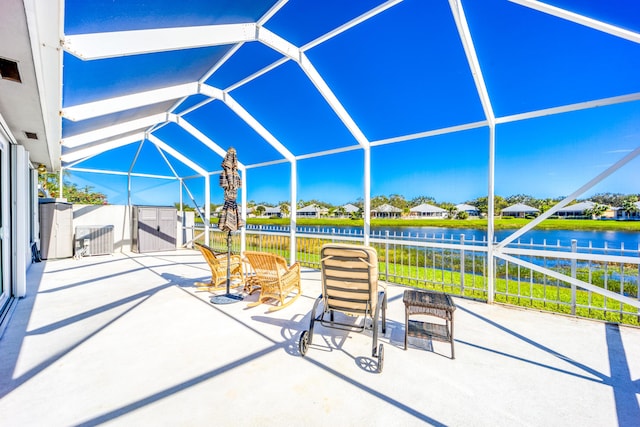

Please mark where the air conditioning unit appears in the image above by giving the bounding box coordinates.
[74,225,114,257]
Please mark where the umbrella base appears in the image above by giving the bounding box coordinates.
[210,293,244,304]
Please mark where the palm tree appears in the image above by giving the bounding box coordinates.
[445,205,457,219]
[279,203,290,217]
[585,203,607,219]
[622,197,639,219]
[537,198,556,213]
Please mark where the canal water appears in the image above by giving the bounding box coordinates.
[248,224,640,251]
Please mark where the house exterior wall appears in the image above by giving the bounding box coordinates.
[297,212,318,218]
[557,210,584,218]
[409,211,446,218]
[371,211,401,218]
[72,205,193,252]
[73,204,133,252]
[503,211,527,218]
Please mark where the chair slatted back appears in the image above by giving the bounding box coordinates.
[244,251,287,282]
[320,244,379,317]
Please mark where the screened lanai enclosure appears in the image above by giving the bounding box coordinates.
[1,0,640,325]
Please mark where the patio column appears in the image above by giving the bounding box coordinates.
[448,0,497,303]
[204,174,210,246]
[487,124,495,303]
[364,146,371,245]
[127,141,144,207]
[127,171,131,206]
[289,159,297,265]
[240,167,246,254]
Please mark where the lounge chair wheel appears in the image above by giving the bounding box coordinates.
[299,330,309,356]
[377,344,384,373]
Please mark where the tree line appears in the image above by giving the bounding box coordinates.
[39,172,108,204]
[176,192,640,217]
[37,169,640,214]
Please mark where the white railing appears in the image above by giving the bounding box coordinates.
[199,225,640,325]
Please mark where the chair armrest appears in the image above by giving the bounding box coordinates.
[288,262,300,274]
[282,262,300,282]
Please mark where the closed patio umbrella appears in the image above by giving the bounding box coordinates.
[217,147,243,233]
[211,147,244,304]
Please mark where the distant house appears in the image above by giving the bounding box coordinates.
[556,201,618,219]
[556,201,595,218]
[332,203,359,218]
[615,201,640,220]
[264,206,282,218]
[601,207,617,219]
[242,206,255,217]
[455,203,480,217]
[371,203,402,218]
[297,204,328,218]
[409,203,447,218]
[342,203,360,217]
[598,205,616,220]
[501,203,539,218]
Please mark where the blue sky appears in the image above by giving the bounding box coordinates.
[61,0,640,207]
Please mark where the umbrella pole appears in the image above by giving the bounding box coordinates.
[210,230,244,304]
[226,230,232,294]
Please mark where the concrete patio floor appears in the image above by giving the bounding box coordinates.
[1,249,639,426]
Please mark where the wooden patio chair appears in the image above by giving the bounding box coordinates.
[243,251,301,311]
[194,242,244,292]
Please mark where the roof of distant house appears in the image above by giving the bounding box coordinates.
[455,203,479,212]
[556,201,596,212]
[502,203,540,213]
[410,203,446,213]
[342,203,359,213]
[372,203,402,213]
[298,204,327,213]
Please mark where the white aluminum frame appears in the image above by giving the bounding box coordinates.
[54,0,640,309]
